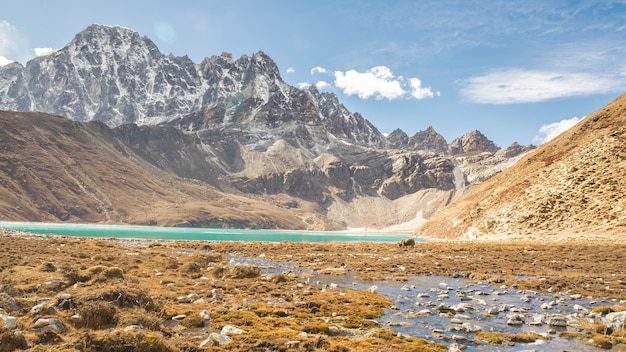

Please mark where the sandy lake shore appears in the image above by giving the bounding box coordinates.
[1,229,625,351]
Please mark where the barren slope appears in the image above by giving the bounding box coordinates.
[0,111,314,229]
[416,93,626,241]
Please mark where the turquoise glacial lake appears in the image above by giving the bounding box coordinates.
[0,222,415,243]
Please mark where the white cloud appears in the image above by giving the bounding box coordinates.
[334,66,405,100]
[409,77,437,99]
[460,69,624,104]
[310,66,327,74]
[286,67,295,74]
[333,66,438,101]
[296,81,330,90]
[0,55,13,66]
[34,47,53,56]
[534,116,583,144]
[314,81,330,89]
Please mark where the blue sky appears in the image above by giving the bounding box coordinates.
[2,1,626,147]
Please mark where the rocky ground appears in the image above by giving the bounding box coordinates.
[1,229,625,351]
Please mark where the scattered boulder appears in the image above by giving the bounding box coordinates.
[0,314,17,329]
[221,325,246,335]
[506,313,525,326]
[547,316,567,327]
[0,293,23,314]
[30,301,57,316]
[603,311,626,332]
[32,318,65,333]
[200,332,232,347]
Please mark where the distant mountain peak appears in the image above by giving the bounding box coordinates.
[449,130,499,155]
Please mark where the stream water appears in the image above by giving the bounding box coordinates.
[232,254,612,352]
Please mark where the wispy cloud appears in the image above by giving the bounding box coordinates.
[0,20,31,64]
[310,66,327,74]
[285,67,295,74]
[534,116,584,144]
[459,69,624,104]
[296,81,330,90]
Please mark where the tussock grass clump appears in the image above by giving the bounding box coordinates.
[87,287,163,312]
[0,328,28,350]
[76,301,119,329]
[179,313,205,328]
[211,265,261,279]
[35,330,62,344]
[80,331,174,352]
[591,334,614,349]
[592,305,626,314]
[38,262,56,272]
[230,265,261,279]
[476,331,545,345]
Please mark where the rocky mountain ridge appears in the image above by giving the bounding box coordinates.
[0,24,535,230]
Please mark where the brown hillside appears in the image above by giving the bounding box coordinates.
[416,93,626,241]
[0,111,314,229]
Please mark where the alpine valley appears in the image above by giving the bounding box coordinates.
[0,24,540,232]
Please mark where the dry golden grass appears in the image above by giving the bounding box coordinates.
[475,331,545,346]
[2,230,626,350]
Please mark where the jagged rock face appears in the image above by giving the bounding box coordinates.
[0,24,385,151]
[409,126,449,153]
[385,129,410,149]
[449,130,500,155]
[305,86,385,148]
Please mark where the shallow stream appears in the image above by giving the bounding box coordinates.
[231,254,613,352]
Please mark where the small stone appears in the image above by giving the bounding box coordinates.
[30,302,47,314]
[461,322,481,332]
[209,332,232,346]
[0,314,17,329]
[603,311,626,332]
[124,325,143,332]
[221,325,246,335]
[0,293,23,314]
[56,293,71,300]
[199,310,210,321]
[32,318,65,333]
[328,326,341,336]
[447,343,464,352]
[285,340,301,348]
[547,317,567,327]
